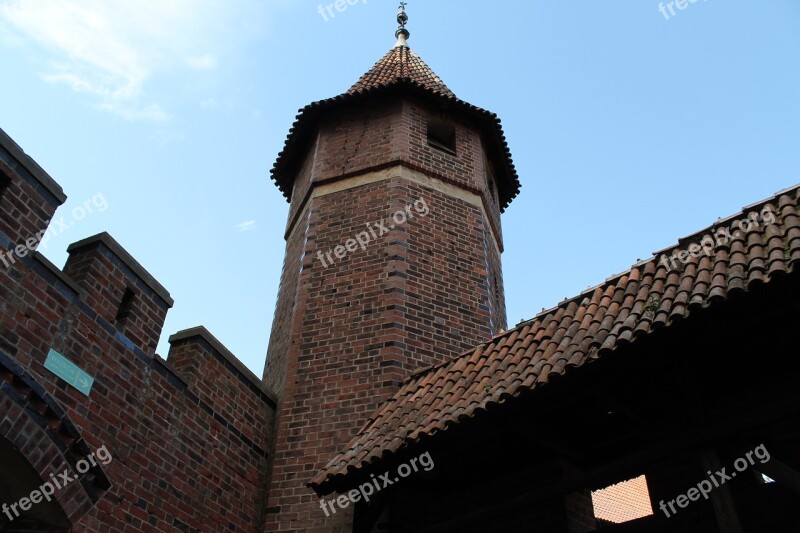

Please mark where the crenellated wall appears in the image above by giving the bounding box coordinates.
[0,128,276,532]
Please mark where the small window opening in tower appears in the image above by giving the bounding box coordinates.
[488,177,496,202]
[0,173,10,204]
[427,116,456,154]
[591,475,654,524]
[116,287,136,324]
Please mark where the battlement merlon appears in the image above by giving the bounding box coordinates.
[169,326,278,411]
[0,127,66,205]
[0,127,273,406]
[0,127,67,248]
[65,232,173,355]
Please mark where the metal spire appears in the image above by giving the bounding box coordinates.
[395,1,410,47]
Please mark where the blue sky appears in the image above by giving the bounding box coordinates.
[1,0,798,375]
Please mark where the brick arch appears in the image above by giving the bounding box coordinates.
[0,351,111,530]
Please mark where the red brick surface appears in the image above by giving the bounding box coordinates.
[0,131,275,531]
[263,68,512,529]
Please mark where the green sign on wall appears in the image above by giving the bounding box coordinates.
[44,348,94,397]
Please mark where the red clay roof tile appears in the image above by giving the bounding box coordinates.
[270,42,521,211]
[310,184,800,493]
[348,44,455,98]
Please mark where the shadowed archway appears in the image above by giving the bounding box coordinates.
[0,350,111,531]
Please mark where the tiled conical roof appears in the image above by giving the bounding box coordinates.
[348,38,455,98]
[271,15,520,211]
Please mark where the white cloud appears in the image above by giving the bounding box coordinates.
[0,16,24,47]
[235,220,256,233]
[0,0,262,122]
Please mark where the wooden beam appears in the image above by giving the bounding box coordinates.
[698,447,744,533]
[754,457,800,496]
[725,443,800,496]
[511,422,587,465]
[598,392,651,431]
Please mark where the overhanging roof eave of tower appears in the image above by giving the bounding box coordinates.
[308,183,800,496]
[270,79,521,211]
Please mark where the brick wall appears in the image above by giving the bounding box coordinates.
[263,208,309,398]
[263,94,511,531]
[0,130,275,532]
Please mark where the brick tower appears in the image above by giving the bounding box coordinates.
[262,5,520,530]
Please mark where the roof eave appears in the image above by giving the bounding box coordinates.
[270,80,521,210]
[308,183,800,494]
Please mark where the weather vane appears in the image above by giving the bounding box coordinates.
[396,1,410,40]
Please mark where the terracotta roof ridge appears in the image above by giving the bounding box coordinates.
[402,182,800,389]
[530,182,800,327]
[652,183,800,256]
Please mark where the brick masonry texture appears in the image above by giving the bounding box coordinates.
[0,31,518,531]
[4,24,799,532]
[271,86,520,212]
[263,87,511,529]
[282,97,505,253]
[0,130,276,531]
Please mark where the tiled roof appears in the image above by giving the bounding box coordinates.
[271,81,520,211]
[310,184,800,493]
[348,44,455,98]
[270,37,520,211]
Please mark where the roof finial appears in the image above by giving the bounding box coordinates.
[395,1,410,47]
